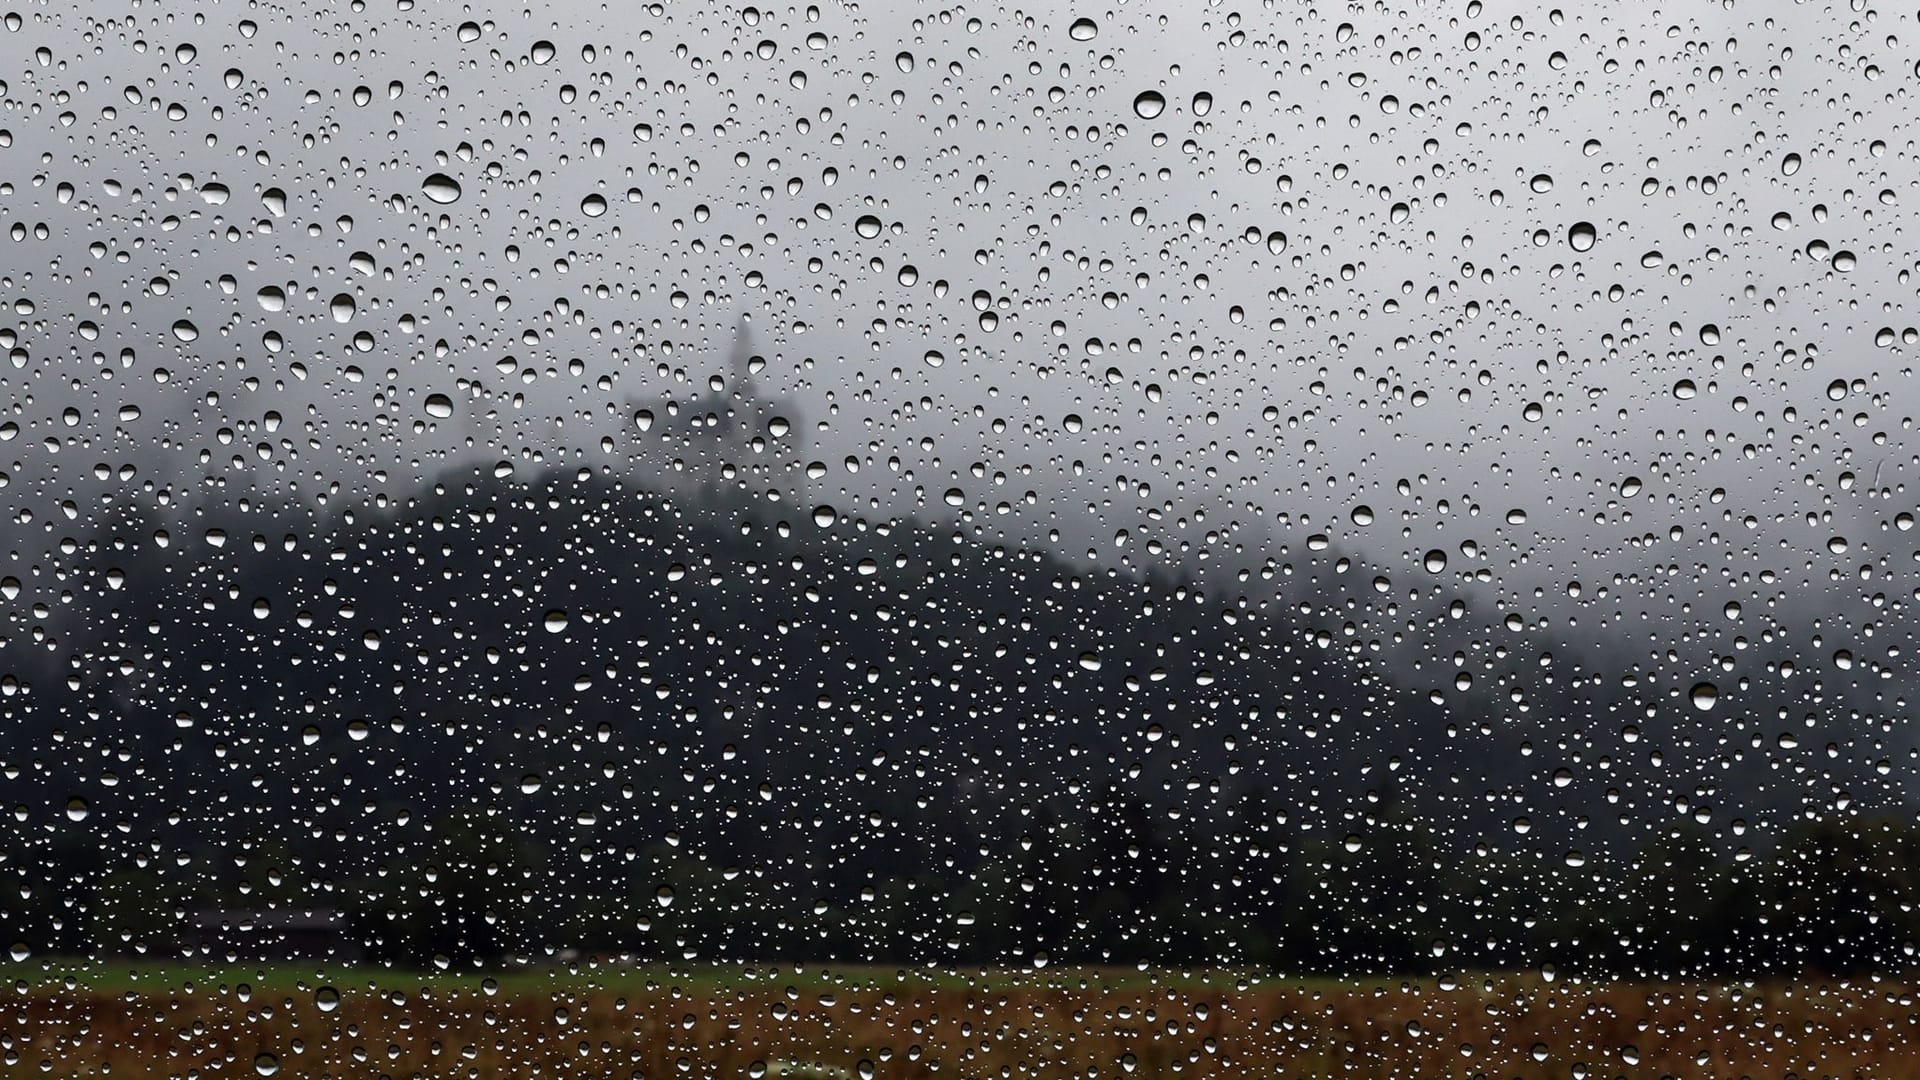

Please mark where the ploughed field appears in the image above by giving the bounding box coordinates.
[1,963,1914,1078]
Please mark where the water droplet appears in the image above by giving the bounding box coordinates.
[65,797,89,822]
[1068,17,1098,40]
[1672,379,1696,400]
[1350,505,1374,526]
[315,987,340,1012]
[1781,152,1802,176]
[424,394,454,419]
[256,287,286,312]
[253,1054,280,1077]
[456,21,482,42]
[581,194,608,218]
[422,173,463,204]
[1567,221,1597,251]
[1423,549,1448,574]
[1132,90,1166,119]
[329,293,356,323]
[634,409,655,431]
[812,505,837,528]
[854,215,883,238]
[1191,92,1213,117]
[521,773,544,794]
[1529,173,1553,193]
[1078,652,1102,671]
[171,319,199,342]
[543,610,569,633]
[1689,682,1719,711]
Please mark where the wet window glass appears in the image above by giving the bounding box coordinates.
[3,1,1917,1075]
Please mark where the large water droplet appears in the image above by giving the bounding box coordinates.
[424,394,454,419]
[1689,682,1719,711]
[1132,91,1166,119]
[1068,18,1098,41]
[422,173,463,204]
[1567,221,1596,251]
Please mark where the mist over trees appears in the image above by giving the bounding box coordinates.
[0,459,1910,977]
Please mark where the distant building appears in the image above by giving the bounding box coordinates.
[183,908,363,964]
[628,314,814,510]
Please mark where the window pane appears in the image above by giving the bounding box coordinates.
[3,1,1916,1076]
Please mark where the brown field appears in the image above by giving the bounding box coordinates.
[2,965,1916,1079]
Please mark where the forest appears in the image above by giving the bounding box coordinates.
[0,463,1910,978]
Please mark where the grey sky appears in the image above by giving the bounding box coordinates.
[0,0,1912,695]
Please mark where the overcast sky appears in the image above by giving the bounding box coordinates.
[0,0,1912,680]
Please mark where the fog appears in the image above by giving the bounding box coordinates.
[0,0,1912,691]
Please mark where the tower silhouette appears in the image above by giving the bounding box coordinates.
[628,314,808,511]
